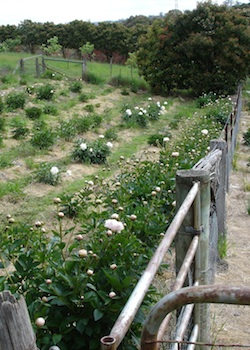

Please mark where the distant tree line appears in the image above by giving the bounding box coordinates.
[0,2,249,96]
[0,15,161,61]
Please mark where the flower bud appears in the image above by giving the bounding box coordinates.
[78,249,88,258]
[35,317,45,327]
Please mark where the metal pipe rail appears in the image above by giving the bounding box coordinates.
[100,182,200,350]
[141,285,250,350]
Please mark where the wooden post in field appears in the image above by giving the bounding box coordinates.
[0,291,37,350]
[35,58,40,77]
[20,59,24,73]
[175,169,210,348]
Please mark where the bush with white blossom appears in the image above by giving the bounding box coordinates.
[33,162,62,186]
[71,138,112,164]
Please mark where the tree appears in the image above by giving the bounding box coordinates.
[137,2,250,96]
[42,36,62,56]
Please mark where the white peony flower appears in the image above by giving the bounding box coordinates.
[50,166,59,175]
[106,142,113,148]
[80,143,87,151]
[126,109,132,116]
[201,129,209,135]
[104,219,124,232]
[172,152,179,157]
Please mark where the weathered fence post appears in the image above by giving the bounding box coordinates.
[35,58,40,77]
[210,139,227,235]
[20,59,24,73]
[0,291,37,350]
[175,169,210,348]
[41,56,46,74]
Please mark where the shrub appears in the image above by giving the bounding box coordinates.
[243,128,250,146]
[41,70,62,80]
[33,162,61,185]
[84,104,95,113]
[72,116,92,133]
[11,118,29,139]
[83,71,105,85]
[0,210,152,350]
[30,124,56,149]
[36,84,55,100]
[0,116,5,133]
[71,138,112,164]
[5,91,26,110]
[104,128,118,141]
[78,93,89,102]
[25,106,42,119]
[0,96,4,113]
[148,132,172,147]
[122,98,167,128]
[43,104,58,115]
[57,119,77,141]
[91,114,103,128]
[69,80,83,93]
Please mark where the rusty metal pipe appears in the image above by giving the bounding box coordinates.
[141,285,250,350]
[100,182,200,349]
[157,235,199,340]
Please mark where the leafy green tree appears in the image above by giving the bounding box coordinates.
[94,22,130,61]
[137,2,250,96]
[42,36,62,56]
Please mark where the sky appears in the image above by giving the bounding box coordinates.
[1,0,249,26]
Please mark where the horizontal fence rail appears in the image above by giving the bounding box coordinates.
[140,285,250,350]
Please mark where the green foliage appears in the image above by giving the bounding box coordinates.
[218,235,228,260]
[104,128,118,141]
[78,93,90,103]
[84,104,95,113]
[243,128,250,146]
[0,116,6,133]
[0,96,4,114]
[10,117,29,139]
[43,104,58,115]
[147,132,172,147]
[41,70,62,81]
[122,98,168,128]
[5,91,26,110]
[33,162,61,186]
[25,106,43,119]
[30,122,56,149]
[83,71,105,85]
[137,2,250,96]
[71,138,112,164]
[69,80,83,93]
[42,36,62,56]
[36,84,55,100]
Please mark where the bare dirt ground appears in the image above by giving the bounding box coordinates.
[211,110,250,348]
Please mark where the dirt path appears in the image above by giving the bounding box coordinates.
[211,110,250,347]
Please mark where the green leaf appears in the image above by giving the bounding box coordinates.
[52,333,62,345]
[76,318,88,334]
[93,309,103,321]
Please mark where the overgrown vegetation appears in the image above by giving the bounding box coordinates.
[0,25,245,349]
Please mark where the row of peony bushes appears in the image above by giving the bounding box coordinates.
[0,95,232,349]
